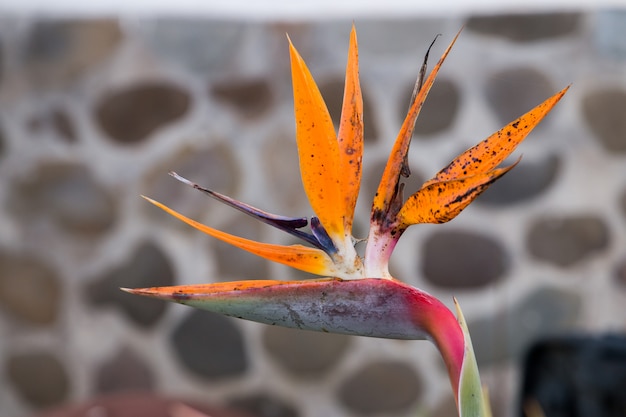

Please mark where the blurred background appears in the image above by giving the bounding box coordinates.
[0,3,625,417]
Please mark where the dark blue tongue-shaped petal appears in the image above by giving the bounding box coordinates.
[169,172,333,252]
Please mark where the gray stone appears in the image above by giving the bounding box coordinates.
[469,286,581,366]
[96,346,154,393]
[51,108,77,143]
[0,252,61,325]
[318,77,379,143]
[95,83,190,144]
[466,13,582,42]
[262,326,351,378]
[10,162,117,237]
[213,216,270,281]
[400,77,460,137]
[526,215,610,267]
[86,241,174,327]
[211,78,274,120]
[421,229,509,288]
[144,143,240,226]
[477,154,561,206]
[141,20,249,76]
[171,310,248,380]
[345,19,446,57]
[593,10,626,60]
[7,351,69,407]
[337,360,421,415]
[582,88,626,153]
[262,135,309,212]
[485,67,555,126]
[24,19,122,86]
[229,393,299,417]
[621,188,626,219]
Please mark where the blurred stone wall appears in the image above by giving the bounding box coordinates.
[0,11,625,417]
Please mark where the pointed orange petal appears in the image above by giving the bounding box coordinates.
[372,30,461,216]
[397,163,516,226]
[289,37,343,240]
[337,25,363,235]
[423,86,569,187]
[143,197,336,276]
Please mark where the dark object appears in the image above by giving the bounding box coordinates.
[520,334,626,417]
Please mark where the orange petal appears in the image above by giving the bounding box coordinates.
[423,86,569,187]
[289,37,343,240]
[397,163,517,226]
[337,25,363,235]
[371,30,461,218]
[143,197,336,276]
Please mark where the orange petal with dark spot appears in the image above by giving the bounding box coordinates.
[398,163,517,226]
[337,25,364,235]
[423,86,569,187]
[289,37,344,240]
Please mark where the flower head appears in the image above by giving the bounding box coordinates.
[126,26,567,416]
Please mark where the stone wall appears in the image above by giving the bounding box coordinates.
[1,11,625,417]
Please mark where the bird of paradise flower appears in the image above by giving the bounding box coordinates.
[125,26,568,417]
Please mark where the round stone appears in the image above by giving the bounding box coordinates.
[24,19,122,87]
[10,162,117,237]
[594,10,626,60]
[421,230,509,288]
[526,215,610,267]
[211,78,274,120]
[7,351,69,407]
[96,346,154,393]
[229,392,299,417]
[477,154,561,206]
[582,88,626,153]
[144,144,242,224]
[144,144,240,226]
[0,252,61,325]
[466,13,582,42]
[262,135,309,211]
[262,326,351,378]
[349,19,446,56]
[140,20,247,76]
[171,310,247,380]
[337,360,421,415]
[401,77,460,137]
[85,241,174,327]
[485,67,554,126]
[95,83,191,144]
[318,77,379,143]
